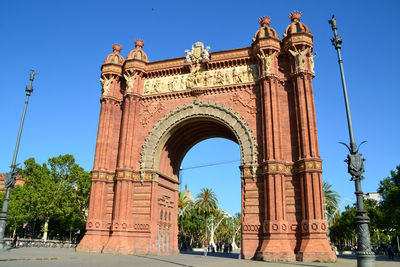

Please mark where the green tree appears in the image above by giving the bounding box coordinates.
[178,191,194,248]
[195,188,218,242]
[0,185,31,237]
[322,181,340,225]
[18,155,91,241]
[377,165,400,236]
[329,205,357,246]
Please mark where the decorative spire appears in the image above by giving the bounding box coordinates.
[134,39,145,49]
[252,16,279,42]
[127,39,148,62]
[112,44,122,53]
[258,16,271,27]
[283,11,311,37]
[289,11,302,22]
[104,44,124,64]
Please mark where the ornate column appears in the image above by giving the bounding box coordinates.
[283,12,336,261]
[77,45,125,252]
[103,40,149,254]
[252,17,295,261]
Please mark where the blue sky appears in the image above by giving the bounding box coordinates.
[1,1,399,216]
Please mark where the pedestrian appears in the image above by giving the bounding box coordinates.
[204,240,208,256]
[388,244,394,260]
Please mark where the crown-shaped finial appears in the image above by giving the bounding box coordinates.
[259,16,271,26]
[289,11,302,22]
[134,39,145,48]
[112,44,122,53]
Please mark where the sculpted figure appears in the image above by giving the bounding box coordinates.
[203,71,211,86]
[186,74,194,89]
[184,49,192,63]
[179,76,186,90]
[100,76,113,95]
[123,71,137,93]
[257,50,277,74]
[289,47,309,71]
[143,81,151,94]
[215,71,224,85]
[172,77,179,91]
[153,80,160,93]
[201,46,211,60]
[309,51,316,73]
[240,68,247,82]
[225,71,232,84]
[232,68,242,83]
[167,78,173,92]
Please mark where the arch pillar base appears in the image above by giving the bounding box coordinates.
[296,237,337,262]
[256,237,296,261]
[102,234,138,254]
[76,231,109,253]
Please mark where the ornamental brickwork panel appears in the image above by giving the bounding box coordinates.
[77,12,336,262]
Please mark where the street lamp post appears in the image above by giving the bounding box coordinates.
[0,70,38,249]
[328,16,375,267]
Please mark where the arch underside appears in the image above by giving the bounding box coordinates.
[140,100,258,178]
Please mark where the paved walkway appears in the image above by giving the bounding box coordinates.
[0,248,399,267]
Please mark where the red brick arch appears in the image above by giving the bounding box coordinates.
[77,14,336,262]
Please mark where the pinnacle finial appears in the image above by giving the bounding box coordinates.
[112,44,122,53]
[259,16,271,27]
[134,39,145,48]
[289,11,302,22]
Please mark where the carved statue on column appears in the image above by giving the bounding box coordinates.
[308,51,316,73]
[100,76,114,96]
[288,47,310,72]
[257,50,277,75]
[123,71,137,93]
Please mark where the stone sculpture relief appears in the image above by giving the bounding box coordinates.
[143,65,259,95]
[289,47,310,72]
[123,70,138,93]
[184,42,211,63]
[100,76,114,95]
[309,51,316,73]
[257,50,277,74]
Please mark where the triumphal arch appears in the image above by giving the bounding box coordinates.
[77,12,336,262]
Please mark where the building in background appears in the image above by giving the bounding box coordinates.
[363,192,381,203]
[0,173,24,191]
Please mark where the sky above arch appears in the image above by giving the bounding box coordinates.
[1,0,399,215]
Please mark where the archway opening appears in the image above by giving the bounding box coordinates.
[178,138,242,254]
[156,117,243,255]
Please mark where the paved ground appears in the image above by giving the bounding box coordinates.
[0,248,399,267]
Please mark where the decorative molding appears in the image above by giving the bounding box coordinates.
[140,100,258,171]
[231,86,258,117]
[140,101,165,127]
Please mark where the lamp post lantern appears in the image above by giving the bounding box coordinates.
[328,16,375,267]
[0,70,38,249]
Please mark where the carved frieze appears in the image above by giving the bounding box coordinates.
[143,65,259,95]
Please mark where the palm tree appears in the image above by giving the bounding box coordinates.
[195,188,218,242]
[178,191,193,250]
[323,181,340,225]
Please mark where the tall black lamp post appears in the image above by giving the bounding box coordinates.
[328,16,375,267]
[0,70,38,249]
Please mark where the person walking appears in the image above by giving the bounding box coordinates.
[204,240,209,256]
[388,244,394,260]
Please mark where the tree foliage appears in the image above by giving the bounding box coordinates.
[195,188,218,241]
[377,165,400,235]
[322,181,340,225]
[1,155,91,240]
